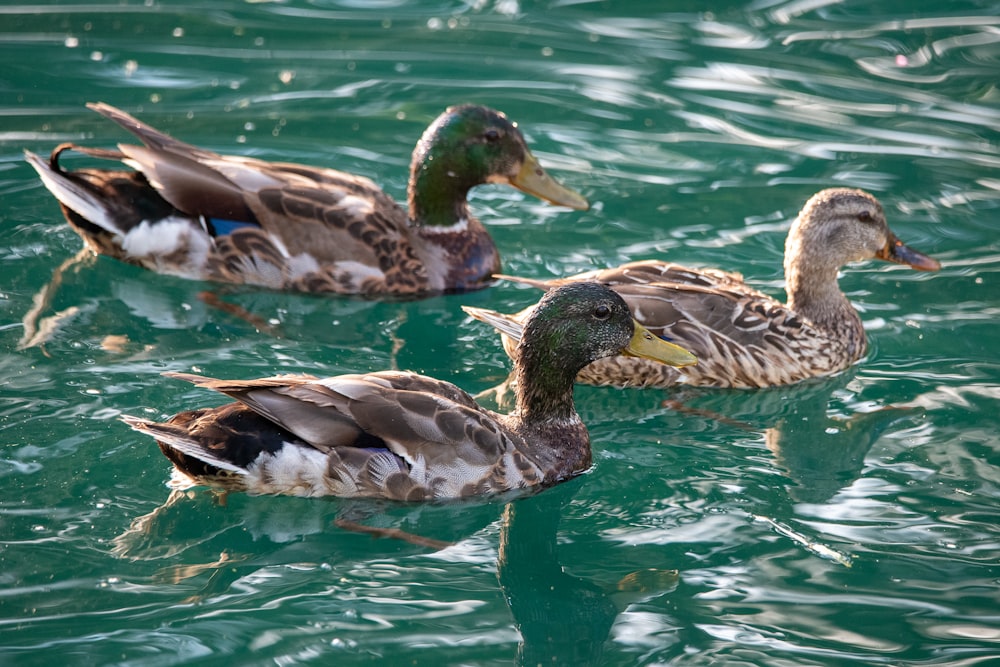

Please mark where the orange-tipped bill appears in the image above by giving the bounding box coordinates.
[878,235,941,271]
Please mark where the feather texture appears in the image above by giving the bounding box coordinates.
[472,188,939,389]
[26,103,588,296]
[124,283,696,500]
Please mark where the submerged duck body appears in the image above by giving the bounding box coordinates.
[123,282,696,500]
[26,103,588,296]
[468,188,940,389]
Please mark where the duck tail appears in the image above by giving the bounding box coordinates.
[122,414,249,479]
[25,148,125,237]
[491,273,557,291]
[86,102,189,153]
[461,305,525,343]
[26,145,194,256]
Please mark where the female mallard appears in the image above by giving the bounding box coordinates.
[465,188,939,389]
[122,282,697,500]
[25,103,588,296]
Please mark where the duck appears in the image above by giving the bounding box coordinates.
[25,102,588,296]
[464,188,939,389]
[122,282,697,500]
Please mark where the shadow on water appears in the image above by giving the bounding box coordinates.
[659,370,926,504]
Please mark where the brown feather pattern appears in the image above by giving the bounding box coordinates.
[123,283,688,500]
[483,188,939,389]
[26,102,587,296]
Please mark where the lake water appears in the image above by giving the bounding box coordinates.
[2,1,998,665]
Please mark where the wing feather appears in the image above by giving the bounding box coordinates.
[165,371,514,474]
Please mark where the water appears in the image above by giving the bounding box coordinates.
[2,1,998,664]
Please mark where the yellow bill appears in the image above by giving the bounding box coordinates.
[508,151,590,210]
[624,321,697,368]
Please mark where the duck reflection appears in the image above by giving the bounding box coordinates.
[17,249,425,371]
[498,493,615,665]
[111,489,502,601]
[20,251,390,347]
[113,481,676,663]
[660,371,923,503]
[498,486,678,666]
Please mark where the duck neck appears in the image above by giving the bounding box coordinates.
[407,143,477,229]
[404,138,502,291]
[784,253,862,337]
[512,336,580,425]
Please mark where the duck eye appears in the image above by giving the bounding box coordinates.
[857,210,874,223]
[593,305,612,320]
[483,128,502,143]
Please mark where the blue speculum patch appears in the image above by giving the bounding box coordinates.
[207,218,259,236]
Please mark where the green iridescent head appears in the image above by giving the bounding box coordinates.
[409,105,588,225]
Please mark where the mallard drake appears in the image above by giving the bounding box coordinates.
[25,103,588,296]
[122,282,697,500]
[465,188,939,389]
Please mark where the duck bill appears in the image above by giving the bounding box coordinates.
[508,151,590,210]
[877,234,941,271]
[624,321,697,368]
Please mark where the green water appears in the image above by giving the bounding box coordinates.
[2,1,998,665]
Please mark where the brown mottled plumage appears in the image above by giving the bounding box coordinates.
[467,188,940,389]
[25,103,588,297]
[122,283,696,500]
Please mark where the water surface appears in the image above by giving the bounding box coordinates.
[1,1,998,665]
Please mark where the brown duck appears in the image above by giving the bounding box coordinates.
[122,282,697,500]
[464,188,940,388]
[25,103,588,296]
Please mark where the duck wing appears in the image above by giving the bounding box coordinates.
[613,281,794,349]
[489,264,841,387]
[620,278,851,386]
[497,259,746,291]
[85,104,421,293]
[583,259,749,290]
[158,371,531,499]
